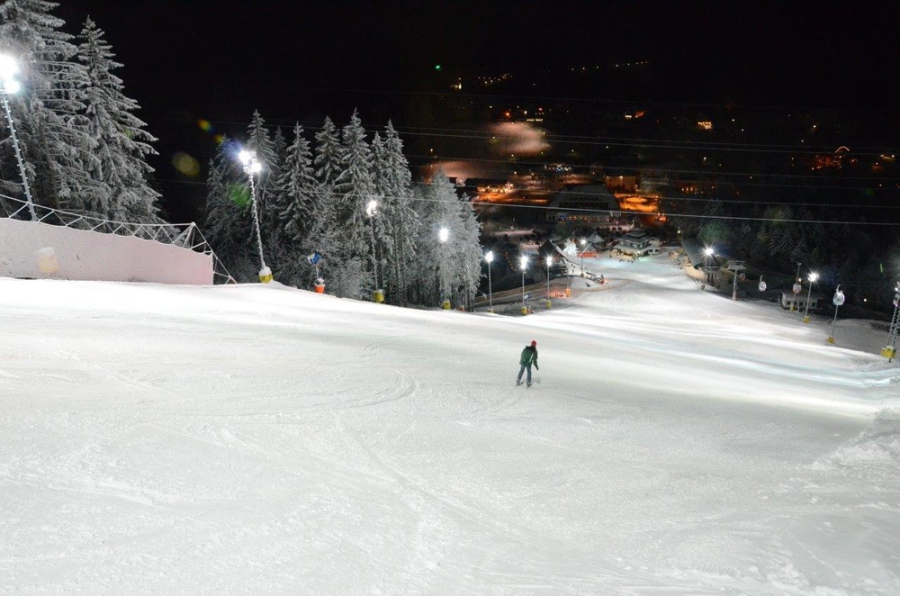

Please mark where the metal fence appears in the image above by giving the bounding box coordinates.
[0,194,235,284]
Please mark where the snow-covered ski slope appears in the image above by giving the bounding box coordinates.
[2,256,898,595]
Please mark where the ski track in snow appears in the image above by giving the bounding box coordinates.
[1,256,898,595]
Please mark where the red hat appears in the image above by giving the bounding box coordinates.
[531,340,537,346]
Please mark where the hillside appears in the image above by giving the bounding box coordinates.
[1,256,898,595]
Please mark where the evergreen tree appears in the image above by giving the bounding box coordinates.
[335,109,375,258]
[274,123,319,287]
[376,122,419,306]
[410,183,442,305]
[306,117,346,293]
[313,116,342,191]
[0,0,97,211]
[76,16,160,223]
[412,169,480,308]
[454,193,483,309]
[314,109,375,299]
[271,125,287,175]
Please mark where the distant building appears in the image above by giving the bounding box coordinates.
[781,290,821,311]
[637,169,670,193]
[463,178,512,197]
[546,185,628,228]
[812,146,855,171]
[605,173,638,192]
[616,229,654,255]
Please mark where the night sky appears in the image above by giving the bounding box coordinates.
[53,1,899,222]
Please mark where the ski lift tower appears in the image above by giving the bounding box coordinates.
[726,260,746,300]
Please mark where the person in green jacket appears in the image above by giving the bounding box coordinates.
[516,340,539,387]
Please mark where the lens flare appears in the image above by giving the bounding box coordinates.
[228,182,251,208]
[172,152,200,177]
[197,119,213,132]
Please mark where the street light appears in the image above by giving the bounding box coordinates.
[366,199,383,303]
[802,271,818,323]
[520,255,529,315]
[827,285,845,344]
[237,149,271,283]
[703,246,714,281]
[579,238,587,277]
[791,261,802,311]
[439,226,449,309]
[0,54,36,220]
[546,255,553,308]
[484,250,494,313]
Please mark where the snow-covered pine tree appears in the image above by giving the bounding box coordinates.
[372,122,419,306]
[313,116,342,191]
[267,123,287,236]
[454,190,483,309]
[76,16,160,224]
[411,170,461,306]
[0,0,98,212]
[306,116,346,293]
[421,169,480,308]
[271,125,286,175]
[383,122,419,305]
[330,109,375,299]
[409,183,440,305]
[274,122,320,287]
[305,204,364,298]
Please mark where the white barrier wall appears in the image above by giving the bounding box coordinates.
[0,218,214,285]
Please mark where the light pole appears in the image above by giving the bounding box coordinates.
[237,149,271,283]
[882,282,900,361]
[791,261,802,311]
[439,227,449,309]
[703,247,714,284]
[730,261,745,301]
[0,54,36,220]
[802,271,818,323]
[828,285,845,344]
[366,199,383,303]
[485,250,494,313]
[520,255,529,315]
[580,238,587,277]
[546,255,553,308]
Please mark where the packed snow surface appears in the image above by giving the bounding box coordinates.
[2,257,899,595]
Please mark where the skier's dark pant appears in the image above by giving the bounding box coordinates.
[517,364,532,385]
